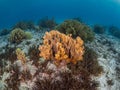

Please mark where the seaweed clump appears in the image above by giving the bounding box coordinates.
[72,17,83,22]
[0,29,11,36]
[28,45,40,66]
[6,62,32,90]
[13,21,36,30]
[68,46,103,77]
[6,48,36,90]
[56,20,94,42]
[0,45,17,75]
[6,64,21,90]
[38,17,57,29]
[93,24,106,34]
[82,47,103,76]
[32,69,97,90]
[109,26,120,39]
[0,45,17,64]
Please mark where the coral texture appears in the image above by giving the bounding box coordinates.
[39,30,84,65]
[9,28,26,43]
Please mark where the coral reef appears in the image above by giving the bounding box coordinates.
[93,24,106,34]
[56,20,94,42]
[0,29,105,90]
[0,19,119,90]
[39,30,84,65]
[38,17,57,29]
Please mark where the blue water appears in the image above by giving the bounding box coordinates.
[0,0,120,29]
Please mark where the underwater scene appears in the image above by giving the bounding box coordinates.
[0,0,120,90]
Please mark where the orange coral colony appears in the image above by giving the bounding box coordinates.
[39,30,84,65]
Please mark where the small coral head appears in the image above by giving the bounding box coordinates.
[16,48,26,64]
[39,30,84,65]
